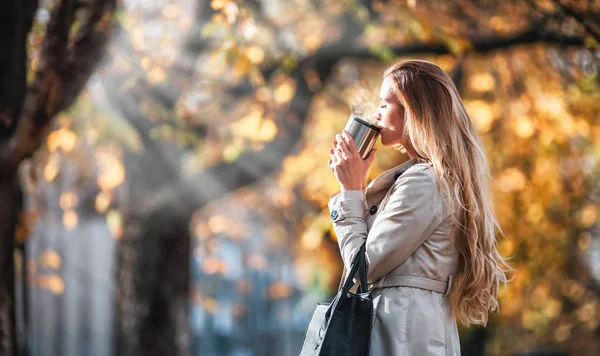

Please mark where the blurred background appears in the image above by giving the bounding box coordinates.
[1,0,599,355]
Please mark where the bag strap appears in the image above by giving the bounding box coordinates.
[341,243,368,293]
[324,243,369,322]
[337,267,346,292]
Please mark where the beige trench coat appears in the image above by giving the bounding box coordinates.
[328,157,461,355]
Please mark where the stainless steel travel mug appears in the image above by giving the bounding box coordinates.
[344,115,380,159]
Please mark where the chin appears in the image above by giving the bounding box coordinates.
[379,134,389,146]
[379,133,399,147]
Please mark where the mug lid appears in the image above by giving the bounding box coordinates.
[351,115,381,132]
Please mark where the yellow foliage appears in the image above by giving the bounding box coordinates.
[95,150,125,191]
[497,168,527,192]
[499,239,515,257]
[15,208,40,244]
[445,35,473,55]
[95,191,111,213]
[535,94,565,117]
[301,229,322,250]
[525,203,544,224]
[544,298,562,319]
[268,281,293,300]
[229,109,278,142]
[468,72,496,93]
[303,34,322,52]
[247,254,268,271]
[202,297,217,314]
[274,80,296,104]
[255,87,271,102]
[62,210,78,230]
[464,100,494,132]
[579,205,597,228]
[554,323,572,342]
[245,46,265,64]
[512,116,535,138]
[162,4,181,19]
[222,138,245,162]
[147,66,167,84]
[210,0,228,10]
[59,192,78,211]
[209,51,227,76]
[37,274,65,295]
[106,209,123,239]
[436,55,456,72]
[208,214,231,234]
[39,250,62,269]
[202,257,227,275]
[47,128,77,152]
[234,56,251,77]
[578,232,592,251]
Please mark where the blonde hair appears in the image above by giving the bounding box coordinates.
[384,59,508,326]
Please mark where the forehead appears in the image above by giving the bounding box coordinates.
[379,77,396,100]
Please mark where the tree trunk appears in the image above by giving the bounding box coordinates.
[115,144,193,356]
[0,0,115,352]
[0,0,37,353]
[116,189,193,356]
[0,174,21,356]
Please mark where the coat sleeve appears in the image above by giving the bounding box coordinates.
[328,167,443,283]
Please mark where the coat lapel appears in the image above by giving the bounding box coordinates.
[365,157,417,201]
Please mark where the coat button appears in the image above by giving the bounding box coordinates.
[369,205,378,215]
[330,210,338,220]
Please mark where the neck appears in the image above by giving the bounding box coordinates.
[403,141,418,158]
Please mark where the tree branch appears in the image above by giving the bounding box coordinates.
[147,0,215,110]
[100,73,181,184]
[554,0,600,44]
[183,10,366,204]
[181,11,587,206]
[1,0,117,172]
[347,27,586,60]
[226,13,584,101]
[0,0,39,142]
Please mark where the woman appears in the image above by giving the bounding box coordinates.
[328,59,508,355]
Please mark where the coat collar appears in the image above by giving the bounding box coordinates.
[365,157,419,198]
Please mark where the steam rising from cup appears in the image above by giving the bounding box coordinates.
[349,88,379,126]
[329,89,380,171]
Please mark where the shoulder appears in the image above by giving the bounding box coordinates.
[383,162,444,220]
[397,162,455,219]
[388,162,443,210]
[394,162,436,189]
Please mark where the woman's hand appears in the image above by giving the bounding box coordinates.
[329,130,376,191]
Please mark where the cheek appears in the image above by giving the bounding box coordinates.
[387,110,401,129]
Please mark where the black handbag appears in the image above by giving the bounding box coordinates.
[299,243,373,356]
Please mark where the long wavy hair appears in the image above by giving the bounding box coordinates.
[384,59,509,326]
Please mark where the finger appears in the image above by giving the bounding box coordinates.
[333,147,344,162]
[365,148,377,166]
[330,148,344,163]
[336,134,352,159]
[330,151,340,164]
[342,130,357,149]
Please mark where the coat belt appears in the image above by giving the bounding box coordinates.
[370,275,453,297]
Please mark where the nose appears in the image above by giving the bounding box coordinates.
[374,109,381,121]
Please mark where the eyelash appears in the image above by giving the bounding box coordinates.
[380,105,387,109]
